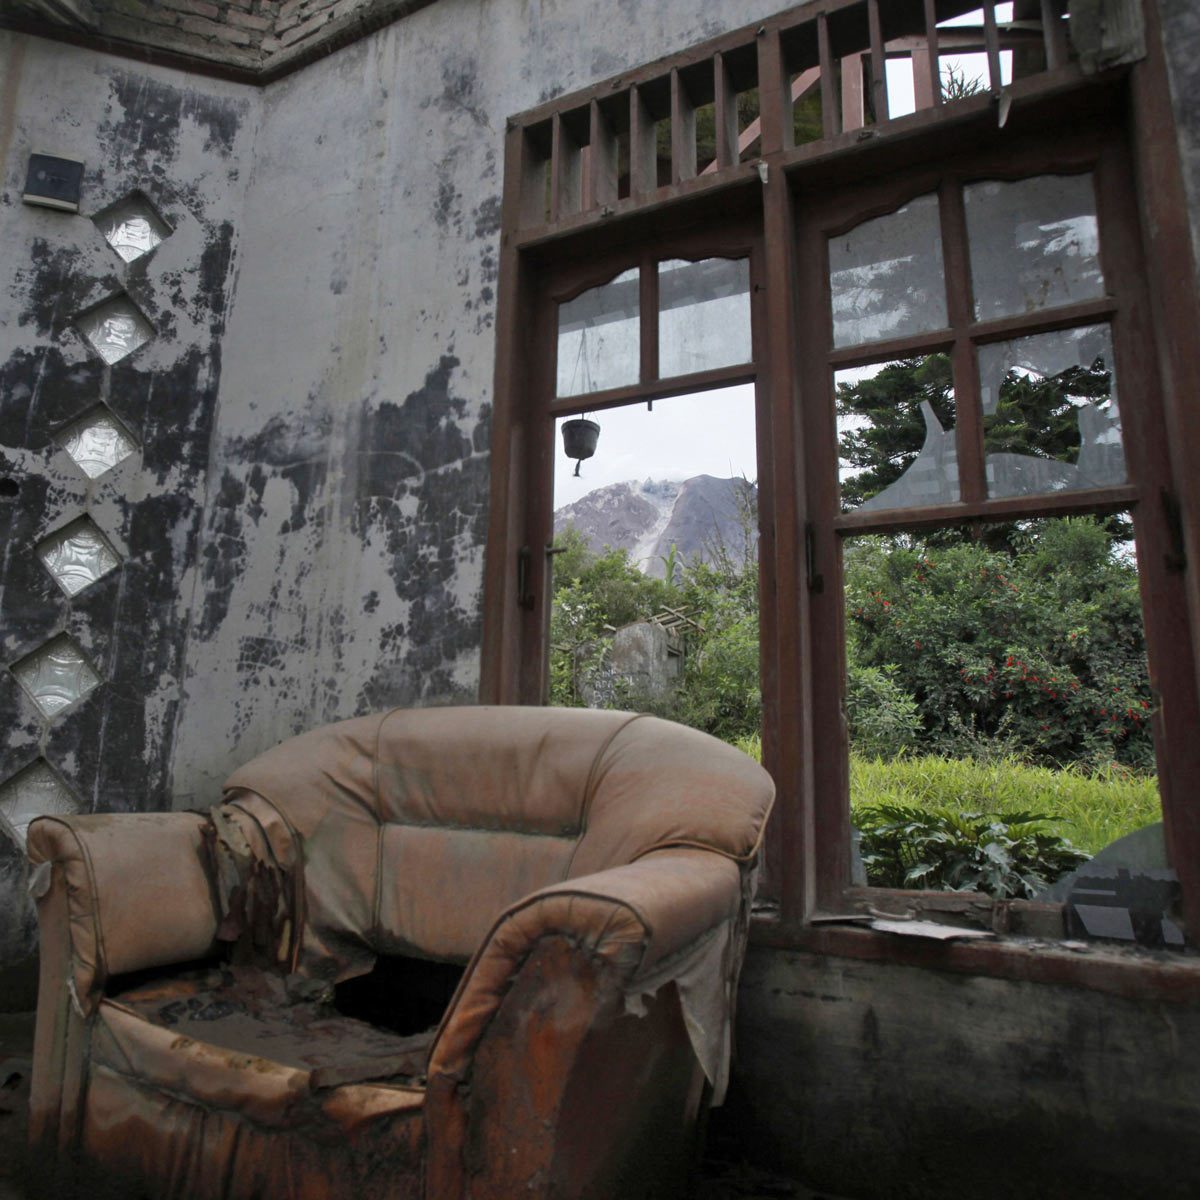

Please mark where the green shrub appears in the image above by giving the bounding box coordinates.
[846,665,922,758]
[855,803,1090,898]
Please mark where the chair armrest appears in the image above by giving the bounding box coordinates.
[426,847,744,1198]
[429,846,741,1082]
[27,812,219,1010]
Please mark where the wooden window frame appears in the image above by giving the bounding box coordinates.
[482,1,1200,1001]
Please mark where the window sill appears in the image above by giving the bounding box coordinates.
[749,910,1200,1003]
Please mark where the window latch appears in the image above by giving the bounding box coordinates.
[805,523,824,593]
[517,545,534,609]
[1161,488,1186,573]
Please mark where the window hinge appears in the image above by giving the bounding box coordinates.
[805,523,824,593]
[1161,488,1187,573]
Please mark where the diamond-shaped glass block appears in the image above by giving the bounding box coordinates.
[56,406,138,479]
[38,517,121,597]
[12,635,100,719]
[94,193,171,264]
[77,295,153,366]
[0,761,79,845]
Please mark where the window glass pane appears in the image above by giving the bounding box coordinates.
[836,354,958,512]
[556,267,640,397]
[979,323,1124,499]
[844,515,1166,930]
[965,174,1105,322]
[658,257,752,378]
[828,194,947,349]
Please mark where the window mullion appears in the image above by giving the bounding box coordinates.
[939,178,986,505]
[640,254,659,387]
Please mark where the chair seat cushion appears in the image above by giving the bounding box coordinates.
[82,967,427,1199]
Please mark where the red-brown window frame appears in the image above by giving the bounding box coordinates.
[482,1,1200,1000]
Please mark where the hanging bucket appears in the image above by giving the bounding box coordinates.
[562,418,600,475]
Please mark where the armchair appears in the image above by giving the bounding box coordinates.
[27,706,774,1199]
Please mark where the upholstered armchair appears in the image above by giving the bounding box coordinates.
[26,706,774,1199]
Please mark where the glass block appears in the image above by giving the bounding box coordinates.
[38,517,121,597]
[829,193,947,349]
[979,323,1124,499]
[94,194,171,263]
[12,635,100,719]
[965,174,1105,323]
[77,295,153,366]
[0,761,79,845]
[836,354,958,512]
[557,267,640,397]
[56,406,138,479]
[658,257,752,378]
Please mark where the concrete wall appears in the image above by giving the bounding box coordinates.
[168,0,788,798]
[730,945,1200,1198]
[0,30,257,995]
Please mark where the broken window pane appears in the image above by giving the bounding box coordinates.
[965,174,1105,322]
[556,267,640,397]
[828,193,947,349]
[0,761,79,845]
[56,406,138,479]
[979,323,1124,499]
[658,257,752,378]
[37,517,121,597]
[844,512,1159,902]
[836,354,958,511]
[12,634,100,719]
[77,295,154,366]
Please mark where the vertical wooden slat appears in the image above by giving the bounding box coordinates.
[841,52,865,132]
[757,27,791,154]
[517,127,548,229]
[1041,0,1068,69]
[549,112,581,221]
[939,179,985,505]
[639,254,659,386]
[714,51,739,170]
[911,47,934,110]
[923,0,943,106]
[818,14,838,139]
[670,68,697,183]
[588,99,618,208]
[982,0,1003,93]
[630,84,657,196]
[868,0,889,123]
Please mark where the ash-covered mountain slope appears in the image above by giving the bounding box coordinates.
[554,475,755,576]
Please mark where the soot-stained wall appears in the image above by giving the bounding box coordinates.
[169,0,789,798]
[0,31,256,986]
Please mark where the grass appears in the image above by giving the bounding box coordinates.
[733,734,1159,856]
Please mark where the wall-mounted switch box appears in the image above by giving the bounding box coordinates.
[23,153,85,212]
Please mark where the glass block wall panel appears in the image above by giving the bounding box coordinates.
[836,354,959,511]
[557,267,640,397]
[12,635,100,719]
[965,173,1105,322]
[658,257,752,378]
[0,761,79,845]
[56,406,138,479]
[828,194,948,349]
[37,517,121,597]
[979,323,1123,498]
[77,295,154,366]
[94,193,171,264]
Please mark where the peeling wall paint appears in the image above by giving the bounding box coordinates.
[0,30,257,974]
[168,0,790,798]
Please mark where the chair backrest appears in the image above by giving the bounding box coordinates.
[221,706,772,975]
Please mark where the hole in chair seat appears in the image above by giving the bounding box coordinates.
[334,955,465,1037]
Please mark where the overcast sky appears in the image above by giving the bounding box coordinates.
[554,384,758,511]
